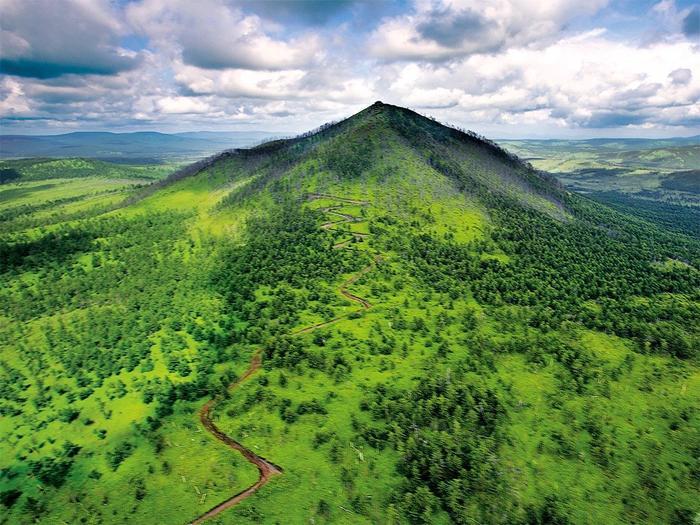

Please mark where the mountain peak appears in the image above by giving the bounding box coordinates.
[156,101,566,219]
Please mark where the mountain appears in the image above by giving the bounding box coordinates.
[149,101,569,214]
[1,102,698,525]
[0,130,279,162]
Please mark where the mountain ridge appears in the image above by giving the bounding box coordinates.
[146,101,568,220]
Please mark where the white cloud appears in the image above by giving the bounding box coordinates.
[0,77,32,117]
[126,0,322,71]
[378,29,700,129]
[156,96,212,114]
[174,64,307,99]
[368,0,609,62]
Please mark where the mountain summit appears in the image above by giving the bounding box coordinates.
[150,102,567,219]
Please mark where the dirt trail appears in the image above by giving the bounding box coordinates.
[189,194,376,524]
[190,351,282,525]
[307,192,369,206]
[319,203,367,232]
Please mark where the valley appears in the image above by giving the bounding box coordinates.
[500,138,700,237]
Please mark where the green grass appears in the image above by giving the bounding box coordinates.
[1,104,698,525]
[0,177,141,210]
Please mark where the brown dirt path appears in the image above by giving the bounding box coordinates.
[190,351,282,525]
[188,194,376,524]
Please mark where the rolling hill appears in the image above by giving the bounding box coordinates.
[500,137,700,204]
[1,102,698,525]
[0,130,280,163]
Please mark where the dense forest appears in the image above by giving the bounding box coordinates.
[1,102,698,524]
[590,190,700,239]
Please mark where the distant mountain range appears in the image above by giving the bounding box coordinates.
[0,130,282,163]
[3,129,698,165]
[500,135,700,152]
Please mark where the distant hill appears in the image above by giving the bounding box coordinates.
[173,131,281,142]
[0,157,176,182]
[0,130,280,162]
[500,136,700,205]
[500,136,700,171]
[501,135,700,152]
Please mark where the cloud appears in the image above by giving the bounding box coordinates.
[236,0,356,26]
[172,57,376,108]
[669,68,692,85]
[0,0,141,78]
[156,96,212,114]
[574,111,647,128]
[174,64,307,99]
[126,0,322,71]
[1,0,698,136]
[650,1,700,42]
[368,0,610,62]
[416,7,494,48]
[378,30,700,131]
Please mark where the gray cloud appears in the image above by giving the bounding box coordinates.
[416,7,493,48]
[0,0,141,78]
[179,33,317,71]
[180,40,269,71]
[613,83,662,108]
[0,56,139,79]
[669,68,692,85]
[571,111,647,128]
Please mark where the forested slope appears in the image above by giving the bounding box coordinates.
[1,103,698,525]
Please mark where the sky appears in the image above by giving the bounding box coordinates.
[0,0,699,138]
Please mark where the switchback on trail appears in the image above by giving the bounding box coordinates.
[189,194,377,524]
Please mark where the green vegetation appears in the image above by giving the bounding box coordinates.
[0,157,177,182]
[589,191,700,238]
[1,103,698,524]
[0,158,179,235]
[500,138,700,207]
[662,170,700,194]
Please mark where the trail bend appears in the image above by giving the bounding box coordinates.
[188,194,376,524]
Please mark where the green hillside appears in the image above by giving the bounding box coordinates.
[1,102,698,525]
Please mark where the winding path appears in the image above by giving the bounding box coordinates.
[189,193,375,524]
